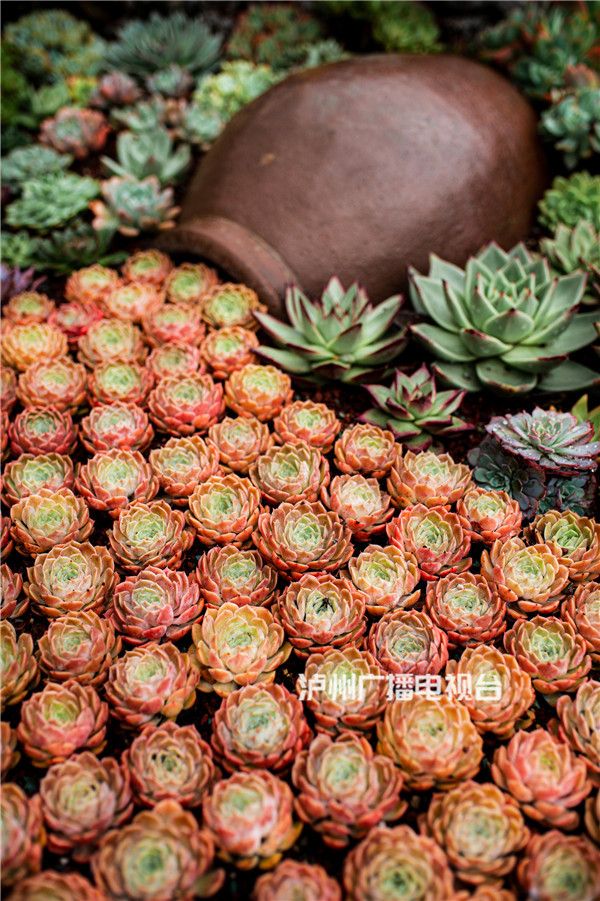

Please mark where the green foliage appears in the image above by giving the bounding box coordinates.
[538,172,600,231]
[110,97,170,134]
[298,39,349,69]
[540,221,600,296]
[2,145,73,187]
[29,81,71,123]
[91,177,178,237]
[5,173,99,232]
[468,436,546,520]
[102,129,191,186]
[1,41,31,126]
[31,220,125,274]
[572,394,600,443]
[324,0,441,53]
[540,86,600,168]
[0,231,38,269]
[4,9,105,81]
[145,65,193,99]
[227,3,324,70]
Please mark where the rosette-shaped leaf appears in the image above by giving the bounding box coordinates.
[334,423,396,478]
[422,780,528,885]
[123,249,172,286]
[75,449,158,517]
[1,722,19,778]
[2,453,74,506]
[203,771,300,869]
[143,302,205,347]
[343,825,456,901]
[4,291,54,325]
[110,567,202,645]
[302,647,386,735]
[65,264,122,306]
[92,800,224,900]
[17,680,108,766]
[387,504,472,581]
[377,695,483,790]
[78,318,146,368]
[492,728,592,830]
[1,365,17,413]
[148,373,224,435]
[517,831,600,901]
[367,609,448,676]
[425,572,506,646]
[212,683,310,773]
[481,537,569,616]
[273,399,341,453]
[292,732,405,848]
[187,473,261,547]
[586,788,600,844]
[9,407,77,456]
[88,360,153,406]
[10,488,92,556]
[149,435,219,505]
[17,357,87,412]
[165,261,219,304]
[189,602,290,696]
[40,107,110,158]
[387,449,472,508]
[103,281,164,323]
[348,544,420,617]
[0,621,38,710]
[324,474,393,540]
[253,860,341,901]
[201,283,265,330]
[505,616,591,695]
[49,301,104,346]
[108,500,193,572]
[90,175,180,237]
[26,541,116,618]
[38,611,120,687]
[456,486,522,544]
[39,752,132,860]
[80,401,153,453]
[124,722,215,808]
[197,546,278,608]
[0,784,43,886]
[208,415,273,473]
[7,870,105,901]
[200,326,259,379]
[1,563,26,620]
[225,363,293,421]
[528,509,600,582]
[146,342,202,380]
[445,645,535,738]
[277,572,366,657]
[2,322,67,371]
[250,441,329,505]
[556,680,600,782]
[562,582,600,663]
[105,642,197,728]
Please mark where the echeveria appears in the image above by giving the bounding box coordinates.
[456,486,522,544]
[78,318,146,368]
[148,373,225,435]
[143,302,205,347]
[150,435,220,504]
[425,571,506,647]
[387,503,472,581]
[504,615,591,695]
[65,263,121,306]
[197,545,278,608]
[25,541,116,619]
[10,487,92,556]
[224,363,293,421]
[207,415,273,473]
[109,566,202,645]
[2,322,67,371]
[4,291,54,325]
[76,448,158,517]
[334,423,396,478]
[187,473,261,547]
[481,537,569,616]
[249,440,330,505]
[324,474,393,540]
[200,282,265,330]
[387,449,472,508]
[108,500,193,572]
[0,621,39,710]
[146,342,202,380]
[200,325,259,379]
[528,509,600,582]
[254,860,341,901]
[0,783,44,886]
[367,609,448,676]
[348,544,420,617]
[273,399,341,453]
[79,401,153,453]
[16,357,87,411]
[88,360,153,406]
[2,453,74,505]
[38,610,120,688]
[517,831,600,901]
[123,248,173,286]
[562,582,600,663]
[165,261,218,304]
[8,407,77,456]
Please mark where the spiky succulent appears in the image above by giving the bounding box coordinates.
[0,783,44,886]
[505,615,591,696]
[103,127,191,185]
[78,318,146,368]
[122,248,173,286]
[147,343,202,380]
[3,453,74,505]
[468,435,547,520]
[148,373,224,435]
[541,87,600,169]
[8,406,77,457]
[88,360,153,406]
[25,541,116,619]
[538,171,600,231]
[518,831,600,901]
[1,145,72,187]
[387,449,472,509]
[563,582,600,664]
[541,220,600,288]
[254,860,341,901]
[108,499,193,573]
[150,435,220,504]
[90,70,141,107]
[208,414,273,473]
[10,487,92,556]
[4,9,104,81]
[143,302,205,347]
[17,357,87,412]
[273,400,341,453]
[5,173,100,231]
[197,546,278,609]
[556,680,600,783]
[102,281,164,323]
[348,544,420,617]
[0,621,39,710]
[200,326,259,379]
[91,176,180,237]
[481,537,569,617]
[80,401,153,453]
[110,566,201,645]
[225,363,293,421]
[425,572,506,648]
[165,262,219,304]
[4,290,55,325]
[40,107,110,158]
[2,322,67,371]
[75,448,158,517]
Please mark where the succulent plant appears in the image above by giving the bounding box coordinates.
[102,281,165,322]
[90,70,141,107]
[9,871,106,901]
[197,545,278,609]
[187,473,261,547]
[505,615,591,696]
[4,9,104,80]
[562,582,600,663]
[109,94,180,133]
[541,87,600,169]
[456,486,522,544]
[348,544,420,617]
[25,541,116,619]
[10,487,92,556]
[40,107,110,158]
[1,145,72,187]
[468,435,547,520]
[541,220,600,286]
[200,283,265,331]
[4,290,55,325]
[103,127,191,185]
[586,787,600,845]
[249,441,329,506]
[3,453,74,505]
[481,537,569,617]
[200,326,259,379]
[17,679,107,766]
[225,363,293,421]
[334,423,396,479]
[5,172,100,231]
[387,503,472,581]
[190,602,290,696]
[1,721,20,777]
[75,448,158,517]
[256,277,406,383]
[146,64,194,97]
[150,435,220,505]
[147,342,203,380]
[91,176,180,237]
[80,401,153,454]
[143,302,205,347]
[78,318,146,369]
[324,474,393,540]
[122,248,173,286]
[92,800,224,899]
[518,830,600,901]
[538,171,600,231]
[108,499,193,573]
[253,860,341,901]
[1,365,17,413]
[0,783,44,887]
[65,263,121,306]
[1,513,14,558]
[367,608,448,678]
[1,563,27,620]
[203,770,301,869]
[17,357,87,411]
[387,449,472,509]
[88,360,153,407]
[528,509,600,582]
[165,262,219,304]
[0,621,38,710]
[148,373,225,435]
[38,610,120,687]
[556,680,600,784]
[208,415,274,473]
[425,571,506,648]
[273,400,341,453]
[110,566,201,645]
[227,3,322,69]
[2,322,67,371]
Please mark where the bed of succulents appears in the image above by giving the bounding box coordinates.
[1,3,600,901]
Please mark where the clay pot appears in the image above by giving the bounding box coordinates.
[163,54,547,313]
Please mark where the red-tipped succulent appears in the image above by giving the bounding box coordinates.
[250,441,330,505]
[103,281,165,322]
[253,860,341,901]
[425,571,506,646]
[504,615,591,696]
[9,406,77,456]
[334,423,396,478]
[562,582,600,663]
[273,399,341,453]
[2,322,67,371]
[37,610,120,687]
[387,449,472,508]
[25,541,116,618]
[7,869,106,900]
[481,537,569,617]
[367,609,448,676]
[0,783,44,886]
[517,831,600,901]
[150,435,220,505]
[65,264,121,305]
[109,567,202,645]
[49,300,104,346]
[4,291,55,325]
[1,721,20,778]
[457,487,522,544]
[40,106,110,157]
[197,545,278,608]
[200,325,259,378]
[324,474,394,540]
[2,453,74,506]
[146,342,203,380]
[108,500,193,572]
[165,261,219,304]
[528,509,600,582]
[348,544,420,617]
[555,680,600,783]
[122,249,172,285]
[187,473,261,547]
[10,487,92,556]
[1,563,27,620]
[225,363,293,421]
[17,357,87,411]
[75,448,158,517]
[88,360,153,406]
[201,282,265,330]
[148,373,225,435]
[78,318,146,368]
[143,302,205,347]
[208,415,273,473]
[79,401,154,453]
[387,503,472,581]
[0,621,39,710]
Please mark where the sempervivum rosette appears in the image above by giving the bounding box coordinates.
[190,602,290,696]
[556,680,600,783]
[17,680,108,766]
[425,572,506,647]
[446,645,535,739]
[343,825,456,901]
[203,770,300,869]
[277,572,366,658]
[49,301,104,346]
[39,752,132,860]
[143,302,205,347]
[208,415,273,473]
[75,449,158,517]
[149,435,220,505]
[422,780,528,885]
[1,722,20,776]
[562,582,600,663]
[301,647,386,735]
[253,860,341,901]
[165,261,219,304]
[92,800,224,900]
[334,423,396,478]
[7,870,105,901]
[273,400,341,453]
[201,283,265,330]
[37,611,120,687]
[0,784,44,886]
[253,501,353,579]
[17,358,87,412]
[10,488,92,556]
[123,249,173,286]
[3,454,74,505]
[25,541,116,618]
[109,567,202,645]
[324,474,393,540]
[367,609,448,676]
[8,407,77,456]
[148,373,224,435]
[518,831,600,901]
[1,365,17,413]
[225,364,293,421]
[2,322,67,371]
[102,281,164,322]
[88,360,153,406]
[377,695,483,790]
[292,732,405,848]
[528,509,600,582]
[505,616,591,696]
[197,546,278,609]
[105,642,197,728]
[4,291,54,325]
[200,326,259,379]
[456,487,522,544]
[1,563,26,619]
[80,401,153,453]
[481,537,569,618]
[146,342,202,380]
[492,727,592,830]
[212,683,310,773]
[387,504,472,581]
[77,318,146,369]
[0,621,39,710]
[250,441,330,505]
[65,264,121,306]
[187,473,261,547]
[123,722,215,808]
[387,449,472,508]
[108,500,193,572]
[348,544,420,617]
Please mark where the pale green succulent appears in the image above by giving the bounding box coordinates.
[102,129,191,186]
[538,172,600,231]
[541,87,600,170]
[91,176,179,237]
[2,144,72,187]
[5,173,99,231]
[540,221,600,300]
